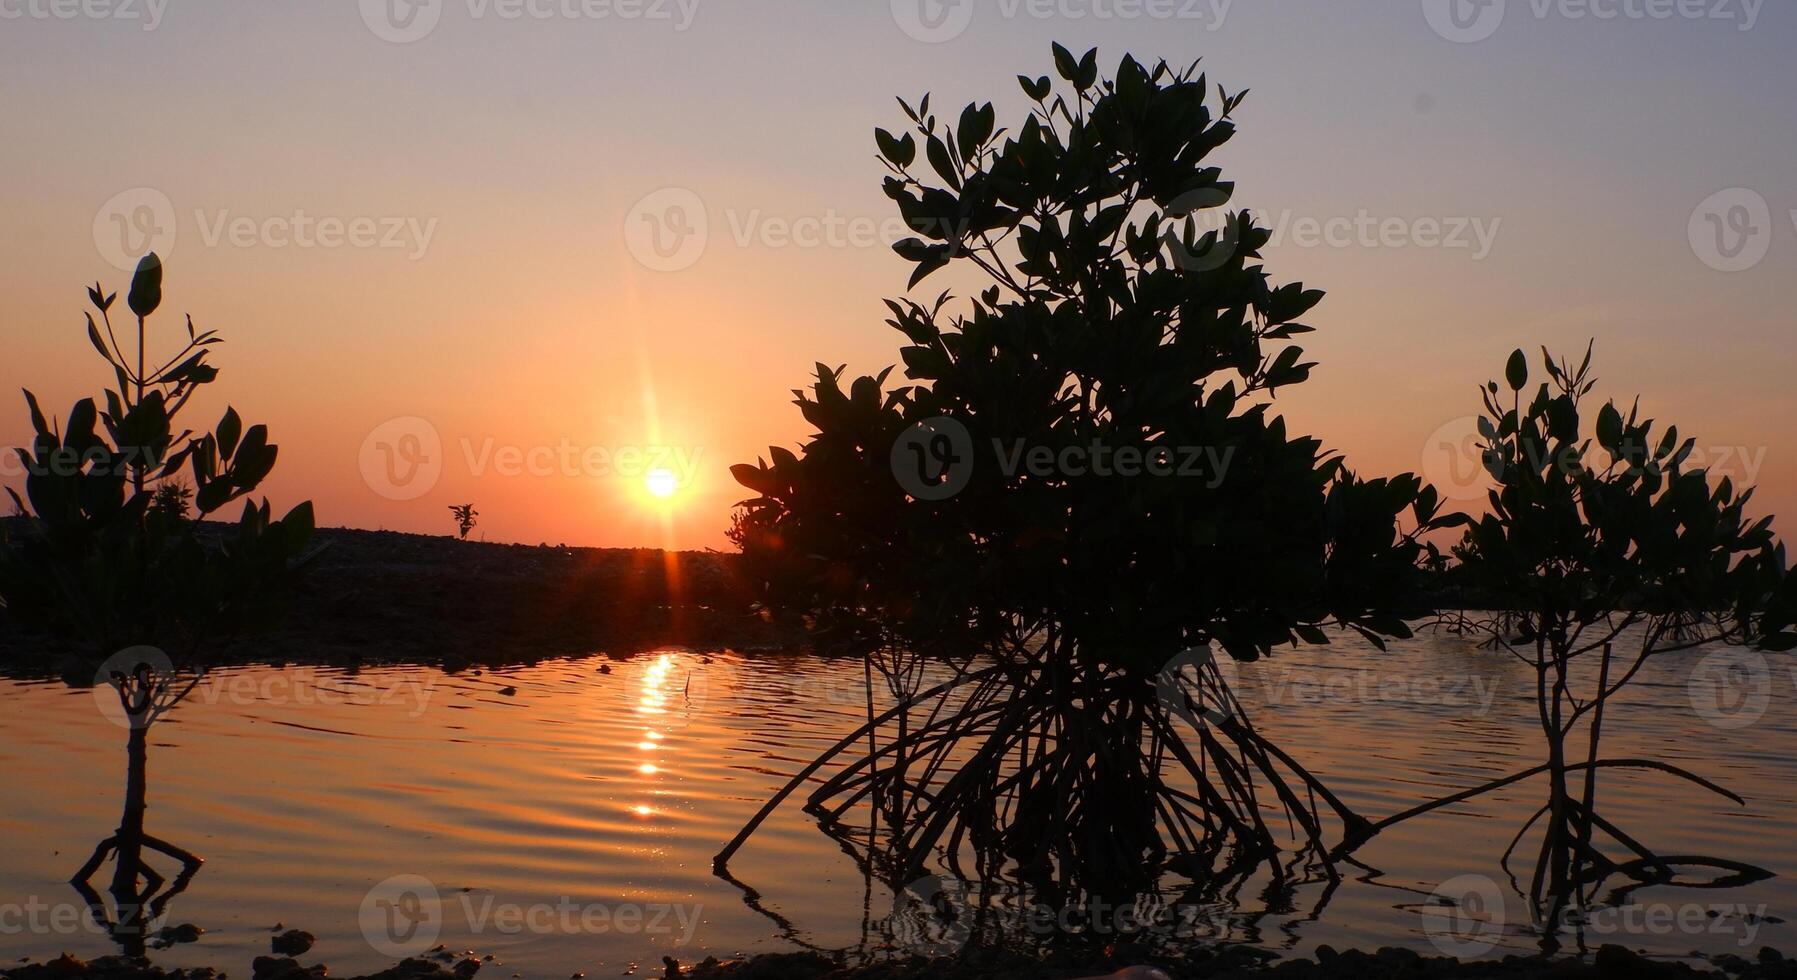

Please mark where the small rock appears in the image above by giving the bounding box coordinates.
[1374,946,1420,967]
[1594,944,1678,979]
[498,686,517,697]
[272,931,315,956]
[251,956,312,980]
[155,923,205,946]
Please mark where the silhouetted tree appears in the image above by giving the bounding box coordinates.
[1363,345,1792,943]
[0,254,315,653]
[722,47,1460,909]
[0,253,315,950]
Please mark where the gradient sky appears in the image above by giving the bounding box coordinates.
[3,0,1793,550]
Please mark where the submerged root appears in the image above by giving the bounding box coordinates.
[720,645,1366,920]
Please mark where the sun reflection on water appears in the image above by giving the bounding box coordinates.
[630,653,678,821]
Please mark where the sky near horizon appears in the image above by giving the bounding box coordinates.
[2,0,1794,550]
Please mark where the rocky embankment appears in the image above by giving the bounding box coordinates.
[12,944,1797,980]
[0,526,806,672]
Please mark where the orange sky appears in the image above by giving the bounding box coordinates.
[3,3,1793,550]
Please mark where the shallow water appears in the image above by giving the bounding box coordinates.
[1,634,1793,976]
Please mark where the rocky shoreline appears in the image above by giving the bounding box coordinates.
[12,944,1797,980]
[0,525,808,673]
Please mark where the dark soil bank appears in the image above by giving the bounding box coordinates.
[12,946,1797,980]
[679,944,1797,980]
[0,526,806,671]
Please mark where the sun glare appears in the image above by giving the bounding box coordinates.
[645,468,680,499]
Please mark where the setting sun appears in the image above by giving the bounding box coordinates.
[645,468,680,499]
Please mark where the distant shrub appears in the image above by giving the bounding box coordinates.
[151,479,194,522]
[450,504,479,540]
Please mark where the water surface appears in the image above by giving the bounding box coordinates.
[1,634,1792,975]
